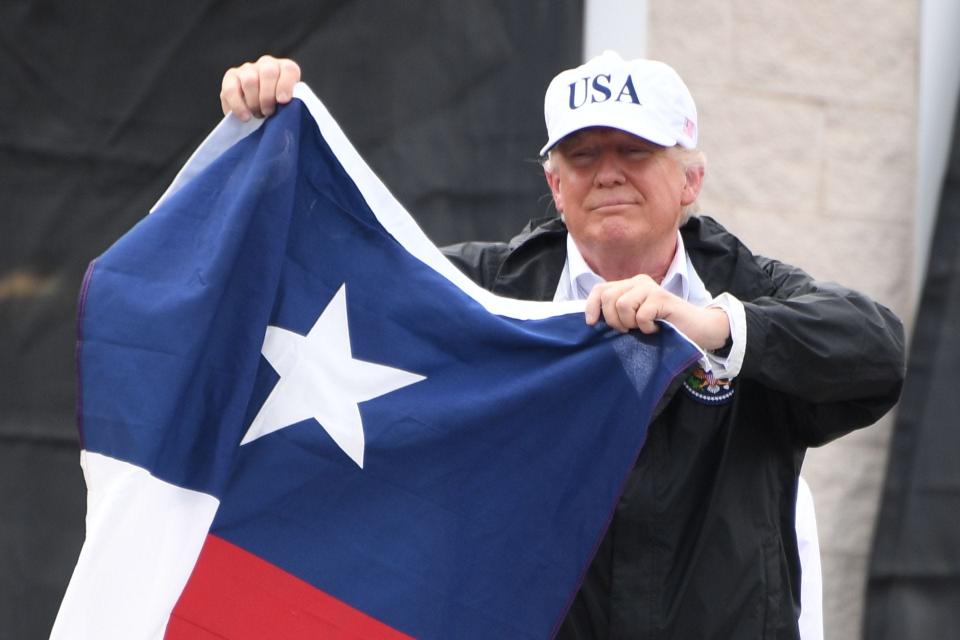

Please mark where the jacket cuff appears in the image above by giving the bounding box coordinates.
[738,301,770,379]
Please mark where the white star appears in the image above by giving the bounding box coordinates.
[241,283,425,468]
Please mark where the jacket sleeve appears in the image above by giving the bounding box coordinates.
[739,256,906,446]
[441,241,511,290]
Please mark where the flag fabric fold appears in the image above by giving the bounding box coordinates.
[53,84,700,639]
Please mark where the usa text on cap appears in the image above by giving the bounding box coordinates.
[540,50,698,156]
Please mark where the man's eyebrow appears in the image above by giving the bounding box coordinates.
[558,133,588,148]
[623,139,665,150]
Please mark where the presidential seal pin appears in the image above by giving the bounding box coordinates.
[682,365,735,405]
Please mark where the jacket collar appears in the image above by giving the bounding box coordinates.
[493,214,773,302]
[680,216,773,301]
[490,216,568,301]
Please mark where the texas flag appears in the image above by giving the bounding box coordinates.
[51,84,699,639]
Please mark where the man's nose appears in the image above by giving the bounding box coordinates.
[594,151,626,186]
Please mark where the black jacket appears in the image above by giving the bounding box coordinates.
[444,215,905,639]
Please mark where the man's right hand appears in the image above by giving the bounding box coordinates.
[220,55,302,122]
[585,274,732,352]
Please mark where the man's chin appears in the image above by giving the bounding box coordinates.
[583,225,648,252]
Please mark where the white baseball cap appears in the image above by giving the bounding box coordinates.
[539,50,698,156]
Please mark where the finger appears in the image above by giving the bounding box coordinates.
[220,69,251,121]
[588,280,638,330]
[634,298,663,334]
[585,284,606,325]
[235,62,263,118]
[219,70,232,115]
[614,289,645,330]
[276,58,301,103]
[600,284,636,333]
[256,55,282,117]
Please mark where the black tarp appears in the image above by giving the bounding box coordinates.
[864,95,960,638]
[0,2,582,636]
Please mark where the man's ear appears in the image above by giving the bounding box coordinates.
[680,165,705,206]
[544,166,563,213]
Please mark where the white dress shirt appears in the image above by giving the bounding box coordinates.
[552,231,746,379]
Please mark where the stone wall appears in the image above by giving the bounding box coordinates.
[647,1,919,638]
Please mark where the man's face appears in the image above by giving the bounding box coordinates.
[544,127,700,277]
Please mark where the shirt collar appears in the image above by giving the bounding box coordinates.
[560,231,691,301]
[660,232,690,300]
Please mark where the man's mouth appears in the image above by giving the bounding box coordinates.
[591,199,637,212]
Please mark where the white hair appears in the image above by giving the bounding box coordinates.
[667,146,707,223]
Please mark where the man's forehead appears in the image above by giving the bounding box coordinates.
[557,127,667,149]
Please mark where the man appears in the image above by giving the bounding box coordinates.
[220,52,904,639]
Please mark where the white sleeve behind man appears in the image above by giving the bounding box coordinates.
[796,476,823,640]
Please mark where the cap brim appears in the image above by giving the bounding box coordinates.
[539,109,678,157]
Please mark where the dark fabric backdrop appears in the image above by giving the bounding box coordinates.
[864,95,960,638]
[0,2,582,636]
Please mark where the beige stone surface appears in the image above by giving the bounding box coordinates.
[652,0,917,107]
[730,0,917,108]
[823,106,916,221]
[648,0,735,87]
[805,416,895,555]
[647,2,919,639]
[818,549,872,640]
[803,396,901,640]
[696,89,825,213]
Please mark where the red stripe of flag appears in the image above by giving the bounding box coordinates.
[166,534,413,639]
